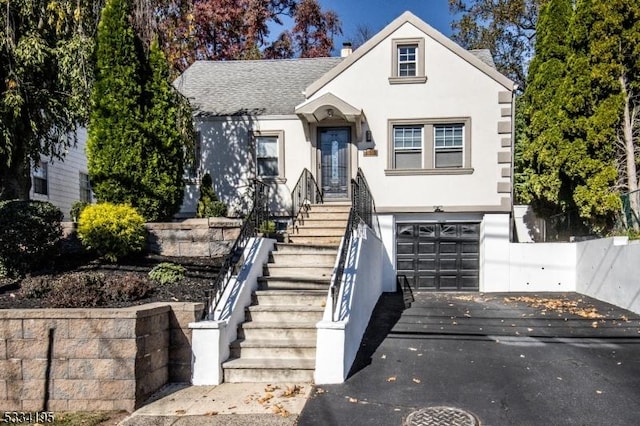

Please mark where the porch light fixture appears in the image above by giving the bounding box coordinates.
[327,108,334,118]
[366,130,372,142]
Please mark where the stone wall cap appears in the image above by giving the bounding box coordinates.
[0,302,187,319]
[208,217,243,228]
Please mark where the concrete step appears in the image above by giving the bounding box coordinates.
[291,226,345,237]
[306,204,351,213]
[229,338,317,359]
[270,252,336,266]
[297,211,350,221]
[222,358,315,383]
[238,321,318,340]
[258,276,330,290]
[252,290,328,307]
[291,219,348,229]
[273,243,338,253]
[286,235,343,246]
[264,265,333,279]
[245,305,324,322]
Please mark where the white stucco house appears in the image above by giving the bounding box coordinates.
[174,11,515,294]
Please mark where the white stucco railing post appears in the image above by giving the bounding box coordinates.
[189,320,229,385]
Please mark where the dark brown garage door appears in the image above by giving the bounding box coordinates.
[396,223,479,291]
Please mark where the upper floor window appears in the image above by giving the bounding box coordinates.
[254,130,285,183]
[184,131,202,182]
[386,118,472,176]
[390,38,427,84]
[33,161,48,195]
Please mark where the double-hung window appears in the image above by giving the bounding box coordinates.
[33,161,48,195]
[254,130,285,182]
[393,126,423,168]
[387,118,472,175]
[79,172,92,202]
[434,124,464,168]
[390,38,427,84]
[398,45,417,77]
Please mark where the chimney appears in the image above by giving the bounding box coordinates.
[341,42,353,58]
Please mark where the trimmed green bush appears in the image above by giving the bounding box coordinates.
[148,262,186,285]
[197,173,227,218]
[77,203,146,262]
[0,200,63,277]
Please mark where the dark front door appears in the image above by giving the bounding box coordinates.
[396,223,480,291]
[319,128,350,199]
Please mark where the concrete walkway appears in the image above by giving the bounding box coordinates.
[119,382,312,425]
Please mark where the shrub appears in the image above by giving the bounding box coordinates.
[0,200,63,276]
[197,173,227,218]
[77,203,146,262]
[70,201,90,222]
[103,273,153,302]
[149,262,186,285]
[48,272,106,308]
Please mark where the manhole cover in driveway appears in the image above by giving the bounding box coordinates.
[405,406,479,426]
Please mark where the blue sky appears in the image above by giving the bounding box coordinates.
[320,0,456,44]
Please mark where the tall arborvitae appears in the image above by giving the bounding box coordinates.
[517,0,573,214]
[88,0,188,221]
[139,39,188,221]
[87,0,146,210]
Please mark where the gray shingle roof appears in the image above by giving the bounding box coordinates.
[175,50,496,117]
[469,49,497,69]
[173,57,343,117]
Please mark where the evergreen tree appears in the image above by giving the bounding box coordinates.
[88,0,188,221]
[87,0,146,209]
[517,0,573,213]
[139,39,189,221]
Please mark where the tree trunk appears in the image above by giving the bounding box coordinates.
[0,145,32,201]
[621,74,639,230]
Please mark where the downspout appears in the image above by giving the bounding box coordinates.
[510,85,519,243]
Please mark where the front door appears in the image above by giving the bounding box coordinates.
[319,128,350,199]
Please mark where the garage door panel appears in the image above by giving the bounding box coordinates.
[396,222,479,292]
[418,242,436,254]
[397,243,415,255]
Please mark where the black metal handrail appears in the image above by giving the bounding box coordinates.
[203,179,269,320]
[291,168,323,230]
[330,168,380,320]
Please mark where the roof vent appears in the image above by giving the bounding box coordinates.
[341,42,353,58]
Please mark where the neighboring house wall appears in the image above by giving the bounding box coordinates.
[30,128,91,220]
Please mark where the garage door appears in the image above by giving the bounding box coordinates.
[396,223,479,291]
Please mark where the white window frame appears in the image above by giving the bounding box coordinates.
[254,130,286,183]
[434,123,465,168]
[393,126,423,169]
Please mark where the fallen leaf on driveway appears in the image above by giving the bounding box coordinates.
[175,410,186,415]
[409,347,418,351]
[205,412,218,416]
[387,376,397,382]
[596,390,603,394]
[381,354,386,359]
[412,378,421,383]
[592,321,598,328]
[348,397,358,403]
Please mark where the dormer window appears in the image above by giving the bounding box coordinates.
[390,38,427,84]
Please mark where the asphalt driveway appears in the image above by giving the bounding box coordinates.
[298,291,640,426]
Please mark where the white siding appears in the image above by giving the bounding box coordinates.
[30,128,90,220]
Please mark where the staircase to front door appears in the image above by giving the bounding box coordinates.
[221,204,349,382]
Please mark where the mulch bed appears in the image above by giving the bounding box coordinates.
[0,253,223,310]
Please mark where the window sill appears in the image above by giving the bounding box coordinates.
[384,168,474,176]
[388,76,427,85]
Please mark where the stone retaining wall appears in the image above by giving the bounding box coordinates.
[0,302,203,412]
[146,218,242,257]
[60,218,242,258]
